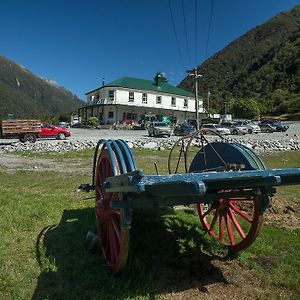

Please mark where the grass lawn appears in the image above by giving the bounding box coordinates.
[0,148,299,299]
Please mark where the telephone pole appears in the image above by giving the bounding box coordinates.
[187,68,202,131]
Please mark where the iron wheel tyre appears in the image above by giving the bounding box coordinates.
[57,132,66,140]
[95,149,129,274]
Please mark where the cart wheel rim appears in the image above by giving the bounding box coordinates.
[95,149,129,274]
[197,192,263,252]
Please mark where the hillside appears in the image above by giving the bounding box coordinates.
[0,55,85,120]
[179,5,300,116]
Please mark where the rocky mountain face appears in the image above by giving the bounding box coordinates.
[0,55,84,120]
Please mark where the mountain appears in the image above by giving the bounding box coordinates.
[0,55,85,120]
[179,5,300,116]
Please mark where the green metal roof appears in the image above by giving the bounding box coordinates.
[86,76,194,97]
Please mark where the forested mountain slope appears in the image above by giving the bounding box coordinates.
[0,55,84,120]
[179,5,300,116]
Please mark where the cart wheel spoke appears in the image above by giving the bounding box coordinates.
[225,210,235,245]
[219,211,225,244]
[229,202,253,223]
[228,207,246,239]
[198,194,263,251]
[111,217,121,243]
[209,210,219,233]
[202,205,214,218]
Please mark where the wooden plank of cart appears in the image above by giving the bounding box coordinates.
[1,119,41,142]
[80,131,300,274]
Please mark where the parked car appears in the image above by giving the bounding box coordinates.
[201,123,231,135]
[221,122,248,135]
[234,120,261,134]
[148,122,172,137]
[57,122,69,128]
[174,123,196,136]
[259,123,277,133]
[260,119,289,132]
[40,122,71,140]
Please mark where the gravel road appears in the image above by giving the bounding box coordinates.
[67,121,300,142]
[0,121,299,145]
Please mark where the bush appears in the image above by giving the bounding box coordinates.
[88,117,98,127]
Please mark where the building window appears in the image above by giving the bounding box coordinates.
[108,90,115,100]
[171,97,176,107]
[156,95,162,104]
[129,91,134,102]
[184,99,188,108]
[108,111,114,119]
[142,93,147,103]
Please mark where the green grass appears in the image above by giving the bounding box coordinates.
[0,149,299,299]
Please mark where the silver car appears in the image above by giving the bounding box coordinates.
[148,122,172,137]
[235,120,261,134]
[201,123,231,135]
[221,122,248,135]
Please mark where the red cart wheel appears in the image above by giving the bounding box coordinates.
[95,149,129,274]
[197,191,263,251]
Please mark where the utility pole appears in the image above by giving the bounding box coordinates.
[187,68,202,131]
[207,90,211,114]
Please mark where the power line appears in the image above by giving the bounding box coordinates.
[194,0,198,66]
[205,0,214,58]
[168,0,185,69]
[182,0,191,68]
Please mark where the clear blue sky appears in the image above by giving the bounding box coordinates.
[0,0,299,100]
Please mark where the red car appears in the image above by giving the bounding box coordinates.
[39,122,71,140]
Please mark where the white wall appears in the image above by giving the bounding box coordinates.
[91,87,204,113]
[86,86,206,124]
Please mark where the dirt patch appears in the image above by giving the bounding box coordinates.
[160,259,291,300]
[0,153,90,174]
[264,196,300,230]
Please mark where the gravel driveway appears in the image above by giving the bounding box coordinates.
[0,121,299,144]
[67,121,300,142]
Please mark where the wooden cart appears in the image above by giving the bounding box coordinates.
[80,130,300,274]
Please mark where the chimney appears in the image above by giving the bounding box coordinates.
[154,72,167,86]
[102,78,105,87]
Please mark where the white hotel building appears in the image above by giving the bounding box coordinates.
[79,73,205,125]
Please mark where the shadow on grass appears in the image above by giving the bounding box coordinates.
[33,208,228,299]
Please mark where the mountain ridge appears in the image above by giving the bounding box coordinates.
[0,55,84,120]
[179,4,300,115]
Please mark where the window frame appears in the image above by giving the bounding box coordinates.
[108,90,115,101]
[171,96,176,107]
[142,93,147,103]
[156,95,162,104]
[183,99,188,108]
[108,111,114,119]
[128,91,134,102]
